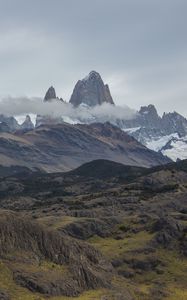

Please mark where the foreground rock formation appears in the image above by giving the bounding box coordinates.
[0,159,187,299]
[0,211,113,298]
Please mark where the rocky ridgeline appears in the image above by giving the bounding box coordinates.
[0,114,34,133]
[44,86,64,102]
[120,104,187,144]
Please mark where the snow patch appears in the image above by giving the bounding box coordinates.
[162,137,187,161]
[122,127,141,134]
[146,133,179,152]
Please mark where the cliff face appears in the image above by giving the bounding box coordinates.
[70,71,114,107]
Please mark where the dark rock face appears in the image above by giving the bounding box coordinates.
[44,87,64,103]
[63,217,118,240]
[138,105,161,129]
[13,270,80,297]
[0,290,10,300]
[44,86,57,101]
[20,115,34,130]
[151,217,183,247]
[181,233,187,256]
[69,71,114,107]
[162,111,187,137]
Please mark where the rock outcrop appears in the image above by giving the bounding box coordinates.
[122,105,187,138]
[20,115,34,130]
[44,87,64,102]
[0,211,112,297]
[69,71,114,107]
[44,86,57,101]
[0,114,19,131]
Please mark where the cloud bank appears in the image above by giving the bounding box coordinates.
[0,97,136,125]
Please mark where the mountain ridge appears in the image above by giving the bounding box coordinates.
[0,122,170,173]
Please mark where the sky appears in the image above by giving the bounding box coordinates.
[0,0,187,116]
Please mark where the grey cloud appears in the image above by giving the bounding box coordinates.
[0,97,136,122]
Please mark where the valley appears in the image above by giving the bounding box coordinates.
[0,159,186,299]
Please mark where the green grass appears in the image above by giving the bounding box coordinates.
[37,215,77,229]
[0,261,42,300]
[51,289,108,300]
[89,231,154,259]
[88,226,187,300]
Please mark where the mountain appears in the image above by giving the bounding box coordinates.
[44,86,57,101]
[0,158,186,299]
[0,122,170,172]
[44,86,64,102]
[20,115,34,130]
[69,71,114,107]
[42,79,187,162]
[69,159,148,180]
[1,71,187,162]
[0,114,19,131]
[121,105,187,161]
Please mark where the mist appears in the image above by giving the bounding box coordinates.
[0,97,137,125]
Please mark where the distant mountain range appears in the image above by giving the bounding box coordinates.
[121,104,187,161]
[0,122,169,173]
[0,70,187,164]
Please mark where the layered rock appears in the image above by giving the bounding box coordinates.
[70,71,114,107]
[0,211,112,297]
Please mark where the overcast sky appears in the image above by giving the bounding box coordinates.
[0,0,187,116]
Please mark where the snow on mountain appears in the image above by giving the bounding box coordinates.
[145,133,179,152]
[161,136,187,161]
[123,127,141,134]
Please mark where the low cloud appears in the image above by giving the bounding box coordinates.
[0,97,137,125]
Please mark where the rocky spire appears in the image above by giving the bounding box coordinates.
[44,86,57,101]
[21,115,34,130]
[69,71,114,107]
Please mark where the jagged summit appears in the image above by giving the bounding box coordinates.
[44,86,64,102]
[20,115,34,130]
[44,86,57,101]
[82,70,102,81]
[69,71,114,107]
[139,104,158,116]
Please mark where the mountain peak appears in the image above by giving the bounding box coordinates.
[20,115,34,130]
[44,86,57,101]
[83,70,101,81]
[69,71,114,107]
[139,104,158,117]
